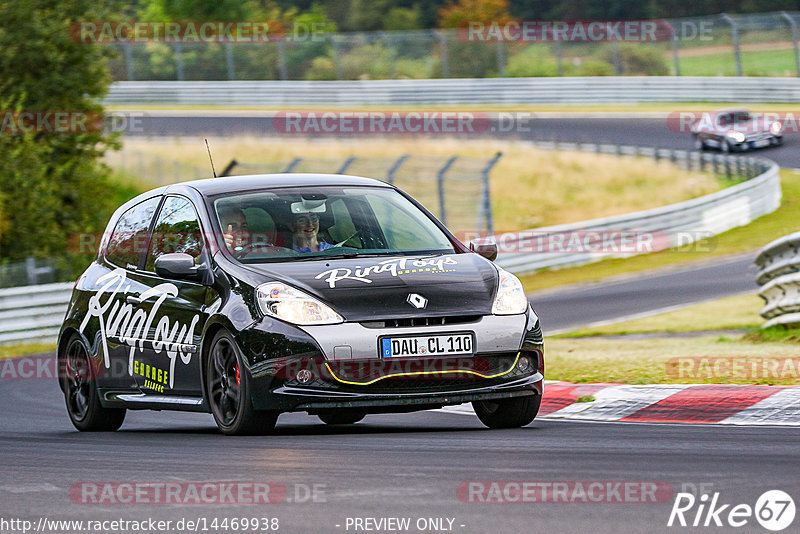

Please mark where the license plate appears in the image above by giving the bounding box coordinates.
[381,333,474,358]
[753,139,770,148]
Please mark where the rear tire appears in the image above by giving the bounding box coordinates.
[694,136,705,151]
[206,330,278,435]
[60,335,126,432]
[318,410,366,425]
[473,394,541,429]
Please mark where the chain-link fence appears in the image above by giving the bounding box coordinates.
[103,11,800,81]
[224,154,502,235]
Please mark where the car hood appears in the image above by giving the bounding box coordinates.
[245,253,499,321]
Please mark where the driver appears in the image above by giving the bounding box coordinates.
[290,211,334,253]
[218,206,251,254]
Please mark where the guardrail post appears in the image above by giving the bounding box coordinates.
[782,11,800,77]
[611,40,621,75]
[330,36,343,80]
[722,14,743,76]
[173,43,185,81]
[725,156,732,179]
[480,152,502,235]
[278,40,288,81]
[284,158,303,172]
[671,34,681,76]
[555,42,563,76]
[383,33,396,78]
[496,40,506,76]
[337,156,356,174]
[25,257,38,285]
[225,43,236,80]
[437,31,450,78]
[123,43,135,81]
[386,154,409,185]
[436,156,458,225]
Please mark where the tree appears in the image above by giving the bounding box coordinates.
[0,0,121,274]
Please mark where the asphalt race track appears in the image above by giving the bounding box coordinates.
[121,113,800,168]
[1,375,799,534]
[531,252,760,334]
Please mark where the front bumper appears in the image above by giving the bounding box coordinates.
[240,309,544,413]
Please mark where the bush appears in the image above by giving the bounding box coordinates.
[506,45,560,77]
[596,43,669,76]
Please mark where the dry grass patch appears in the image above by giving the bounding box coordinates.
[115,137,720,232]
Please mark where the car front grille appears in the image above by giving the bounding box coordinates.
[360,315,482,329]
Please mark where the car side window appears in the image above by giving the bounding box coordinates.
[105,197,161,269]
[145,196,204,272]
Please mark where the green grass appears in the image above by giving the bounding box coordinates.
[547,335,800,385]
[559,293,763,337]
[520,169,800,293]
[744,325,800,344]
[679,48,799,77]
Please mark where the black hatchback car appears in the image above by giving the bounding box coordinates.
[58,174,544,435]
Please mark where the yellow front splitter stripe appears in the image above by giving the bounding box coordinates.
[324,353,520,386]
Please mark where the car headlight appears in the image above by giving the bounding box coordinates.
[256,282,343,325]
[492,269,528,315]
[770,121,783,135]
[726,130,746,143]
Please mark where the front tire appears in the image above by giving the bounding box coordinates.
[60,335,126,431]
[318,410,366,425]
[694,136,705,151]
[473,394,541,429]
[720,140,731,153]
[206,330,278,435]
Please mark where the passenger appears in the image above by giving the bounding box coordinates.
[290,211,334,253]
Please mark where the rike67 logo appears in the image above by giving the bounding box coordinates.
[668,490,795,531]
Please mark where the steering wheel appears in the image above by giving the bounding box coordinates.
[233,242,289,258]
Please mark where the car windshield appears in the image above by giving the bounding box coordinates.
[211,185,455,263]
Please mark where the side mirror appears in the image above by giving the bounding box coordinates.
[154,253,205,281]
[469,241,498,262]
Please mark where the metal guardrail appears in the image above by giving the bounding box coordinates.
[494,146,781,274]
[0,282,73,344]
[105,77,800,106]
[755,232,800,328]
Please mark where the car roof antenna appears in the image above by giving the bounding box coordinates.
[205,138,218,178]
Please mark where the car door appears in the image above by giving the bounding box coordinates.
[87,196,162,393]
[132,195,210,397]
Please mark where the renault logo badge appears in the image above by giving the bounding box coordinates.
[407,293,428,309]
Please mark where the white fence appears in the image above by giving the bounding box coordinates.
[0,282,73,344]
[755,232,800,328]
[105,77,800,106]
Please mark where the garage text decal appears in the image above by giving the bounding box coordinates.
[79,268,199,388]
[315,257,458,288]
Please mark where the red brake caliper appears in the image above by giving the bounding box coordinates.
[235,363,240,386]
